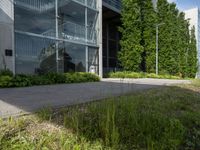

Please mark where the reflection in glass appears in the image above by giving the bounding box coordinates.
[15,33,57,74]
[14,0,99,75]
[59,42,86,72]
[14,0,56,37]
[88,47,99,74]
[58,1,85,42]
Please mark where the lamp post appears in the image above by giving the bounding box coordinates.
[152,0,164,75]
[155,23,164,75]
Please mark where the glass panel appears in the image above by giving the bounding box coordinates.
[58,1,86,42]
[14,0,99,74]
[87,0,97,9]
[14,0,56,37]
[103,24,107,39]
[87,9,98,44]
[109,25,117,40]
[109,58,117,68]
[103,38,107,57]
[88,47,99,74]
[109,40,117,57]
[103,57,107,68]
[74,0,85,5]
[15,33,57,74]
[59,42,86,72]
[103,0,122,10]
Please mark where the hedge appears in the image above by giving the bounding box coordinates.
[107,71,182,79]
[0,72,100,88]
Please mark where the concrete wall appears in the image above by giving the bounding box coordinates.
[0,0,14,73]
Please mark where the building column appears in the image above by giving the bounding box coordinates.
[98,0,103,78]
[85,3,89,72]
[0,0,15,73]
[55,0,59,73]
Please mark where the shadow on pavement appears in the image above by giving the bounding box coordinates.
[0,80,165,117]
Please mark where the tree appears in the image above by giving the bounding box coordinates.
[138,0,157,73]
[118,0,143,71]
[186,27,198,77]
[156,0,180,75]
[119,0,197,77]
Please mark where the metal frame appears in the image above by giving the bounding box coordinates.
[14,0,101,75]
[102,0,121,13]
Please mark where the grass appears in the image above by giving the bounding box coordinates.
[192,79,200,87]
[107,71,188,79]
[0,80,200,150]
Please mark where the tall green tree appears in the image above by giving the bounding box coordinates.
[156,0,180,75]
[139,0,157,73]
[119,0,197,78]
[186,27,198,77]
[118,0,143,71]
[119,0,156,72]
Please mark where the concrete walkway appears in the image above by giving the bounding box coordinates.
[0,78,190,118]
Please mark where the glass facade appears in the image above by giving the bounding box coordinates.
[103,0,122,11]
[103,23,120,72]
[14,0,99,74]
[102,3,121,73]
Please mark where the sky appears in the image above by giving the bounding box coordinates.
[168,0,200,11]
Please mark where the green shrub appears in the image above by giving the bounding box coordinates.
[65,73,100,83]
[82,73,100,82]
[44,72,66,84]
[0,72,100,88]
[108,71,182,79]
[146,73,160,78]
[11,74,32,87]
[0,69,13,77]
[0,76,13,88]
[66,73,85,83]
[29,75,51,85]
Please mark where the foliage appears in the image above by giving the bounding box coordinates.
[0,76,13,87]
[0,69,13,77]
[0,116,105,150]
[107,71,181,79]
[185,27,198,77]
[0,73,100,88]
[118,0,144,71]
[11,74,32,87]
[44,72,66,84]
[119,0,198,78]
[1,84,200,149]
[47,86,200,149]
[192,79,200,87]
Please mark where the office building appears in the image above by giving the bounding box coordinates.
[0,0,121,76]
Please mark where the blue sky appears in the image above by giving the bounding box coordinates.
[168,0,200,11]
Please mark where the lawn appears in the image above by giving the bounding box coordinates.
[0,80,200,150]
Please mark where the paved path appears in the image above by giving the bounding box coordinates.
[0,78,190,118]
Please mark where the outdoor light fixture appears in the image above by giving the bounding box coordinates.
[152,0,164,75]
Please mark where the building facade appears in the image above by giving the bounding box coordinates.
[185,8,200,78]
[0,0,121,77]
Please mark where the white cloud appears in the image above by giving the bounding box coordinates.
[168,0,177,3]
